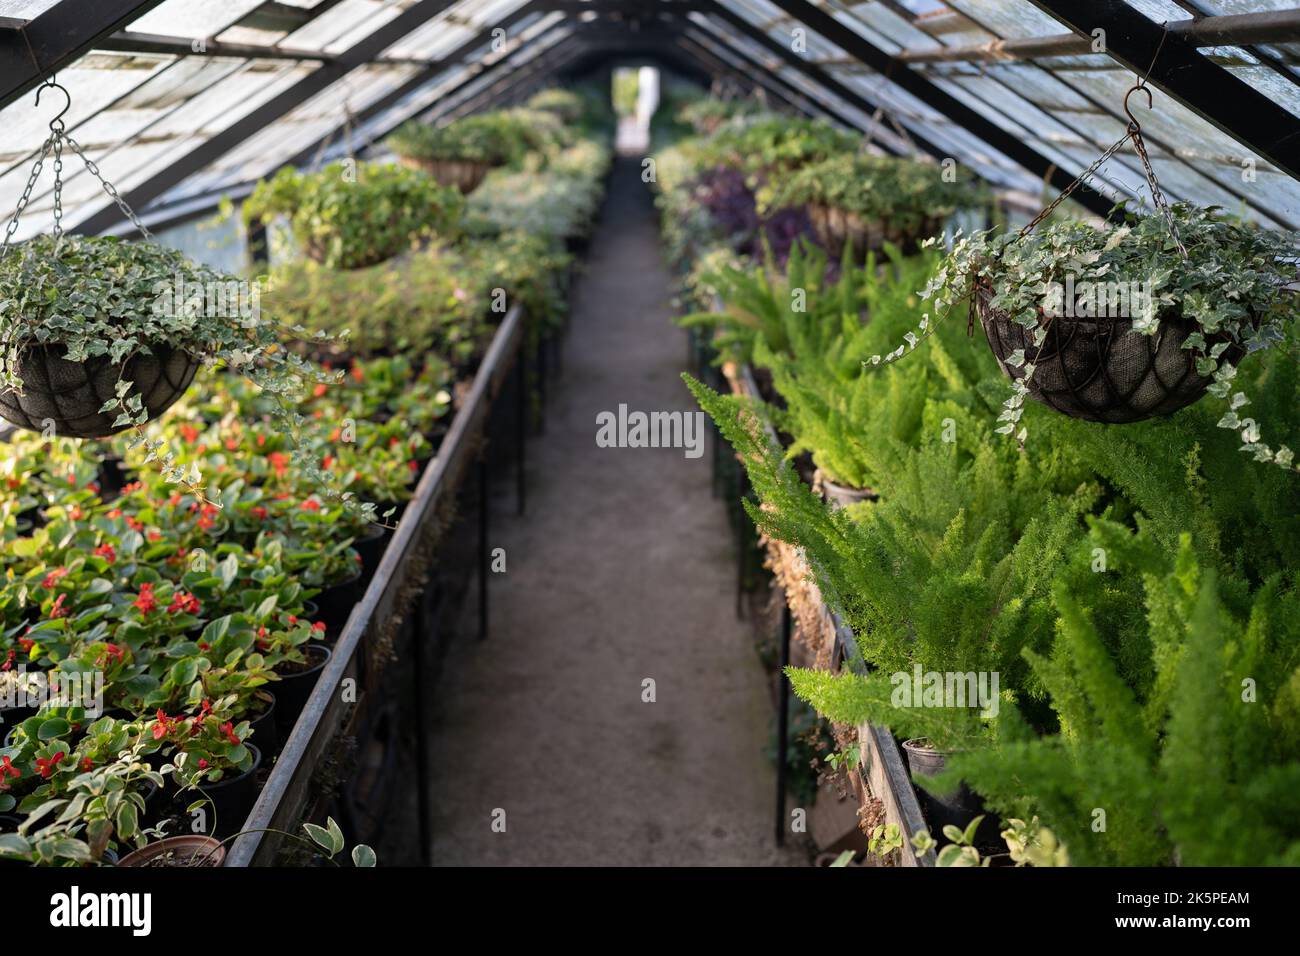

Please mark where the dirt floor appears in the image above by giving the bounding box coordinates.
[422,158,807,866]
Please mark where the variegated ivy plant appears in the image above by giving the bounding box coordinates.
[866,203,1300,469]
[0,234,384,521]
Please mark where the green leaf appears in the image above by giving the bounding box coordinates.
[303,823,336,856]
[326,816,345,855]
[351,844,377,868]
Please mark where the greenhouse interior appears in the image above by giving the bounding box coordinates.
[0,0,1296,919]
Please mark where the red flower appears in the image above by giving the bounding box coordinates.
[220,722,241,745]
[408,459,419,472]
[17,636,34,653]
[350,365,364,382]
[180,424,200,444]
[269,451,289,476]
[168,591,201,615]
[198,758,208,770]
[169,493,183,507]
[42,566,69,589]
[107,508,123,519]
[251,506,268,520]
[197,641,210,651]
[151,711,172,740]
[312,621,326,633]
[68,505,84,521]
[329,428,341,442]
[322,456,334,471]
[0,756,20,779]
[224,438,239,451]
[313,383,328,398]
[96,643,125,667]
[0,649,13,671]
[35,752,65,778]
[257,434,267,447]
[197,515,214,530]
[80,757,94,771]
[300,499,321,512]
[134,583,157,615]
[126,517,144,532]
[94,543,116,564]
[147,531,163,542]
[49,594,69,619]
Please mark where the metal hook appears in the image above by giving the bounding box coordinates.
[1123,84,1152,132]
[34,76,70,130]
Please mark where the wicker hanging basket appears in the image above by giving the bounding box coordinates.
[976,284,1245,424]
[808,203,943,262]
[0,343,199,439]
[398,156,491,194]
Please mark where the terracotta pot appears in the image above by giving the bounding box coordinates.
[0,344,197,439]
[820,476,878,510]
[808,203,943,263]
[117,834,226,868]
[399,156,491,194]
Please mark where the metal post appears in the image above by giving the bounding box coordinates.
[478,458,489,641]
[734,476,746,620]
[411,582,433,865]
[516,355,526,517]
[775,601,792,846]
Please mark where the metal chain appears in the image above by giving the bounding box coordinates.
[1,133,55,260]
[1017,130,1129,239]
[51,133,64,240]
[61,132,153,240]
[1129,115,1187,257]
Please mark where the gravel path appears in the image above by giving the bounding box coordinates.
[426,158,804,866]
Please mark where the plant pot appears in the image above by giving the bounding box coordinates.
[354,523,390,578]
[808,203,943,263]
[400,156,491,194]
[820,476,878,510]
[314,567,363,635]
[177,744,262,841]
[976,285,1246,424]
[96,457,133,498]
[0,343,198,439]
[117,834,226,868]
[246,693,280,760]
[901,738,1000,848]
[272,645,331,742]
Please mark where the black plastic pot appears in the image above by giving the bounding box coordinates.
[246,694,280,760]
[0,343,198,439]
[272,645,331,742]
[178,744,262,841]
[96,457,134,498]
[354,523,391,578]
[901,738,1000,849]
[313,568,363,636]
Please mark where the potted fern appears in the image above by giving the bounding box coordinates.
[242,161,463,269]
[762,153,979,263]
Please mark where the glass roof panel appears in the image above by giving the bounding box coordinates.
[127,0,268,39]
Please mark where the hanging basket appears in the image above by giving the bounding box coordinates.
[807,203,943,262]
[0,343,198,439]
[399,156,491,194]
[975,284,1245,424]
